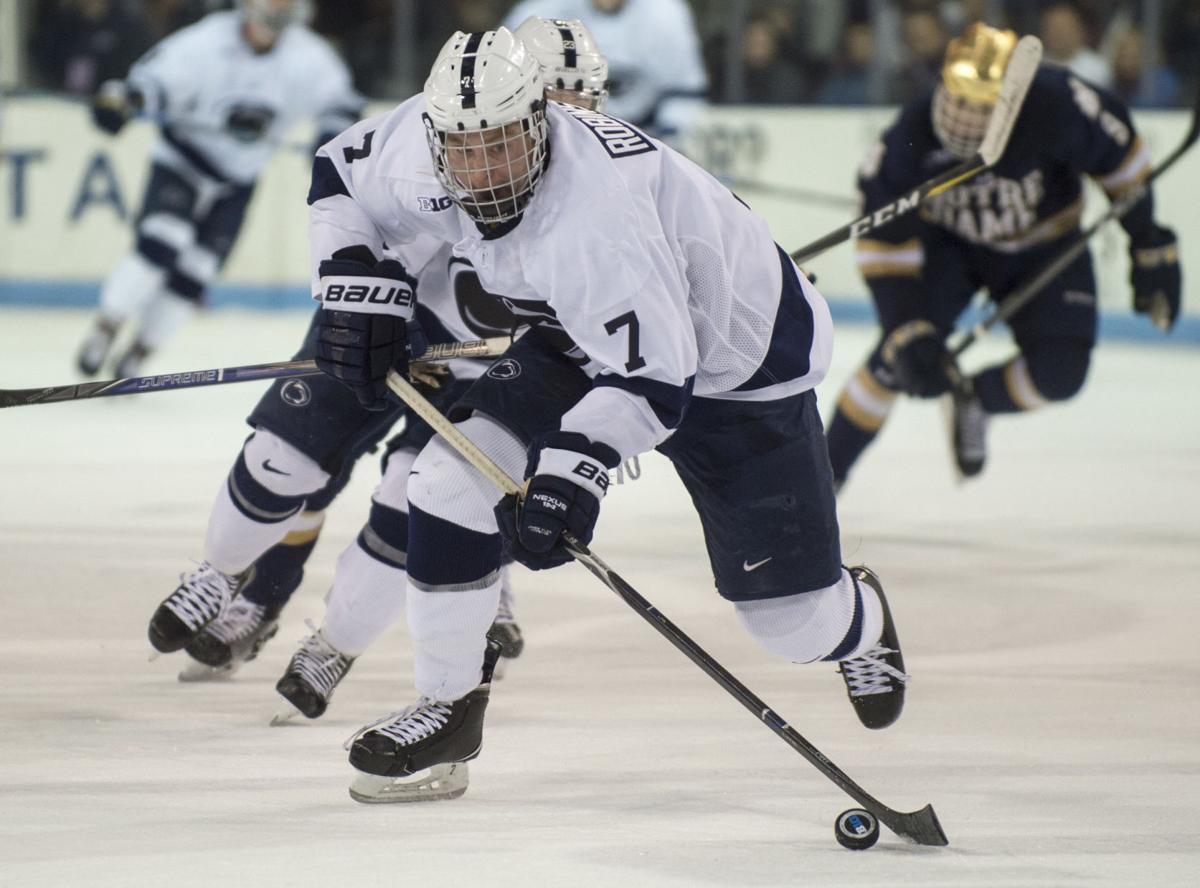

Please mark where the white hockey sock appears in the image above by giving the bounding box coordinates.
[734,568,883,664]
[322,542,408,658]
[98,252,166,323]
[203,482,301,576]
[408,577,502,702]
[133,291,196,349]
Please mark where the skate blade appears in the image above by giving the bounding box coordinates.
[269,703,306,727]
[492,656,510,681]
[349,762,469,804]
[177,660,237,683]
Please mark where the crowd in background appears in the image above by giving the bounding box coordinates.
[21,0,1200,109]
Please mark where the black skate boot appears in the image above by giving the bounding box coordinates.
[148,563,252,653]
[488,597,523,679]
[346,639,501,803]
[272,625,355,722]
[837,566,909,730]
[178,598,281,681]
[113,341,152,379]
[76,319,119,376]
[949,383,988,478]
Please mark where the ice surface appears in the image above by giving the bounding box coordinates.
[1,308,1198,887]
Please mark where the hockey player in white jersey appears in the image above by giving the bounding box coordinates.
[306,28,910,803]
[502,0,707,138]
[147,20,610,722]
[75,0,362,379]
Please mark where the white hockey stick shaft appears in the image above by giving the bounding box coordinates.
[788,35,1042,264]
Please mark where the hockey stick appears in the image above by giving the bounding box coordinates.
[721,178,857,210]
[385,370,949,847]
[949,88,1200,361]
[0,337,511,409]
[789,35,1043,264]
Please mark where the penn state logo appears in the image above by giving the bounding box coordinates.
[280,379,312,407]
[418,195,453,212]
[486,358,522,380]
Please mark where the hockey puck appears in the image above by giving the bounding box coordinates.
[834,808,880,850]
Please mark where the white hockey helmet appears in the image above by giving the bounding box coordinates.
[240,0,309,41]
[515,16,610,111]
[932,23,1019,159]
[423,28,549,224]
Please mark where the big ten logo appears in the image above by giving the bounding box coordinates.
[684,123,766,182]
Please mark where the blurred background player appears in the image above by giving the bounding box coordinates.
[308,26,908,802]
[146,18,610,724]
[501,0,707,139]
[824,23,1182,489]
[74,0,363,378]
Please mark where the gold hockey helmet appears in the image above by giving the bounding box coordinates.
[941,23,1019,105]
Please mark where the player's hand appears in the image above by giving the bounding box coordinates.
[494,432,620,570]
[881,319,953,397]
[1130,224,1181,332]
[314,250,422,410]
[91,80,141,135]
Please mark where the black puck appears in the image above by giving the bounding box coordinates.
[834,808,880,850]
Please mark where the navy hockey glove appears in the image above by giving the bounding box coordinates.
[314,251,424,411]
[91,80,142,135]
[495,432,621,571]
[881,319,953,397]
[1129,225,1181,332]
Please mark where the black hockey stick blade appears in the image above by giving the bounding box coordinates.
[0,337,509,409]
[566,538,949,847]
[788,36,1041,265]
[951,81,1200,359]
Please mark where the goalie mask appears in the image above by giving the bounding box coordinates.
[424,28,549,224]
[932,23,1018,159]
[515,16,610,111]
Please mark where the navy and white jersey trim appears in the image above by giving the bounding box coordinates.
[731,246,815,392]
[307,155,350,205]
[594,372,695,431]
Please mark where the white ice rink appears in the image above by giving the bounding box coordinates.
[1,307,1198,887]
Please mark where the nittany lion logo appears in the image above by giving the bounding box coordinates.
[280,379,312,407]
[486,358,522,380]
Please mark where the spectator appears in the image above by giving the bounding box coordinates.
[1040,1,1113,87]
[30,0,154,95]
[816,21,875,105]
[1110,27,1181,108]
[737,12,808,104]
[1163,0,1200,99]
[890,9,949,103]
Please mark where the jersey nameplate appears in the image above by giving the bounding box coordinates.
[559,104,656,158]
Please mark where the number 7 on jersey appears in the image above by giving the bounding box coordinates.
[604,311,646,372]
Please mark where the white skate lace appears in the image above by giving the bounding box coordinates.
[840,646,910,697]
[165,562,238,630]
[955,396,988,461]
[289,621,350,698]
[204,599,267,644]
[344,698,454,750]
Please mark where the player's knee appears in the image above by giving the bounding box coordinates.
[1025,340,1092,402]
[357,500,409,569]
[241,429,331,497]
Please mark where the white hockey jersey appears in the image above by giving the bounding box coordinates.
[309,99,832,459]
[128,11,361,185]
[502,0,708,135]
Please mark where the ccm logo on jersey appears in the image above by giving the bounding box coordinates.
[324,279,415,308]
[560,104,656,158]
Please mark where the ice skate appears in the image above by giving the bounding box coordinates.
[114,342,152,379]
[75,320,118,376]
[148,562,251,653]
[488,596,523,680]
[946,385,989,479]
[837,567,909,730]
[178,598,280,682]
[346,640,500,803]
[272,624,355,723]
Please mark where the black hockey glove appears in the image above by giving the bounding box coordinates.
[495,432,621,571]
[881,319,953,398]
[1129,224,1181,332]
[314,252,424,411]
[91,80,142,135]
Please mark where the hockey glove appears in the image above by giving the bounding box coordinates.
[495,432,621,571]
[314,251,424,411]
[1129,224,1181,332]
[91,80,142,135]
[881,319,953,398]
